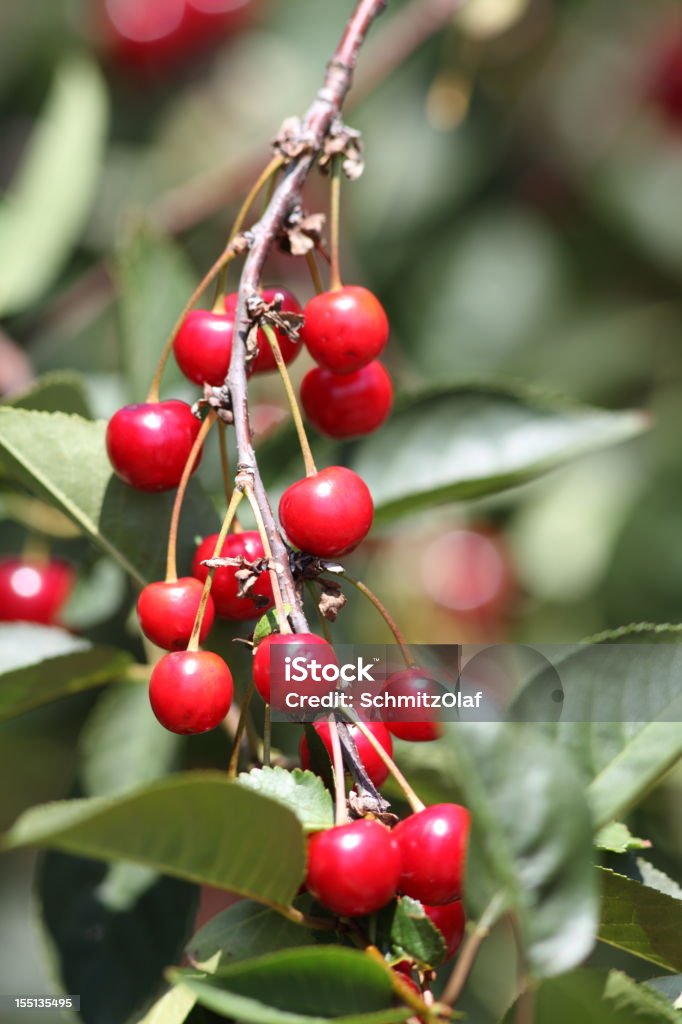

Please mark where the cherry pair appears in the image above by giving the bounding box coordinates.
[0,557,74,625]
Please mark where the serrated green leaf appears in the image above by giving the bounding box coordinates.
[0,57,108,316]
[3,773,305,906]
[0,409,218,585]
[170,947,411,1024]
[237,767,333,833]
[349,383,647,522]
[604,970,682,1023]
[594,822,650,855]
[381,896,447,970]
[0,623,130,721]
[253,607,292,643]
[598,867,682,972]
[5,371,92,418]
[636,859,682,900]
[645,976,682,1006]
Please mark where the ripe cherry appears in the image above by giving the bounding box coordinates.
[420,528,515,627]
[383,669,443,743]
[137,577,215,650]
[106,400,202,492]
[301,286,389,375]
[423,901,466,960]
[279,466,373,558]
[300,721,393,787]
[393,804,470,905]
[305,819,401,917]
[252,632,336,706]
[173,309,234,386]
[223,287,301,374]
[192,531,273,620]
[149,650,233,734]
[649,28,682,129]
[0,558,74,625]
[300,361,393,439]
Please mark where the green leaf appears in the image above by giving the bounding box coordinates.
[4,773,305,906]
[645,976,682,1006]
[116,227,197,403]
[0,623,130,721]
[378,896,447,970]
[604,970,682,1023]
[5,371,92,418]
[0,57,108,316]
[0,409,218,585]
[237,767,333,833]
[254,607,292,643]
[598,867,682,972]
[170,947,411,1024]
[594,822,650,854]
[349,383,647,522]
[138,986,197,1024]
[186,900,321,972]
[441,722,598,977]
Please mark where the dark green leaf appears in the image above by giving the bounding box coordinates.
[0,623,130,721]
[4,773,305,906]
[186,900,321,971]
[594,822,650,855]
[5,371,92,418]
[237,767,333,833]
[349,383,647,522]
[598,867,682,971]
[380,896,446,970]
[0,409,218,585]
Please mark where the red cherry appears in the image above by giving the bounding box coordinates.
[252,632,336,706]
[0,558,74,625]
[106,400,202,492]
[300,361,393,440]
[305,819,400,917]
[149,650,233,734]
[383,669,443,743]
[173,309,234,386]
[423,901,466,960]
[224,287,301,374]
[192,530,273,620]
[301,286,389,375]
[393,804,470,905]
[279,467,373,558]
[300,721,393,787]
[420,528,515,626]
[137,577,215,650]
[649,28,682,129]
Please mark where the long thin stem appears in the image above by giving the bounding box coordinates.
[244,484,292,635]
[146,247,238,403]
[305,251,325,295]
[338,571,416,667]
[364,947,435,1021]
[329,157,343,291]
[261,323,316,477]
[328,715,348,825]
[218,420,242,530]
[441,893,506,1008]
[165,413,215,582]
[263,704,272,767]
[344,713,425,813]
[187,486,245,651]
[227,675,257,779]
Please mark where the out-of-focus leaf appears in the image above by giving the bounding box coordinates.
[594,822,650,854]
[137,986,197,1024]
[61,557,128,630]
[598,867,682,972]
[0,409,218,584]
[5,372,92,418]
[236,767,333,833]
[0,57,108,316]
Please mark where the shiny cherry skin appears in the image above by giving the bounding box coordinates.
[305,819,401,917]
[279,466,373,558]
[300,361,393,439]
[252,632,336,706]
[393,804,470,905]
[106,400,202,492]
[383,669,443,743]
[424,901,466,960]
[301,286,389,375]
[149,650,233,734]
[0,558,74,625]
[173,309,235,386]
[192,530,273,620]
[224,287,301,374]
[137,577,215,650]
[300,721,393,787]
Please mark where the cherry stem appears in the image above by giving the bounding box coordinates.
[276,904,336,931]
[364,947,436,1021]
[261,323,317,478]
[338,571,416,667]
[165,413,215,584]
[218,420,242,531]
[327,714,348,826]
[244,484,292,636]
[227,675,256,779]
[343,713,425,813]
[329,157,343,291]
[305,251,325,295]
[441,893,506,1008]
[146,248,238,404]
[186,486,245,652]
[263,703,272,767]
[212,155,283,307]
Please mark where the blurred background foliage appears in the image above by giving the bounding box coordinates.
[1,0,682,1020]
